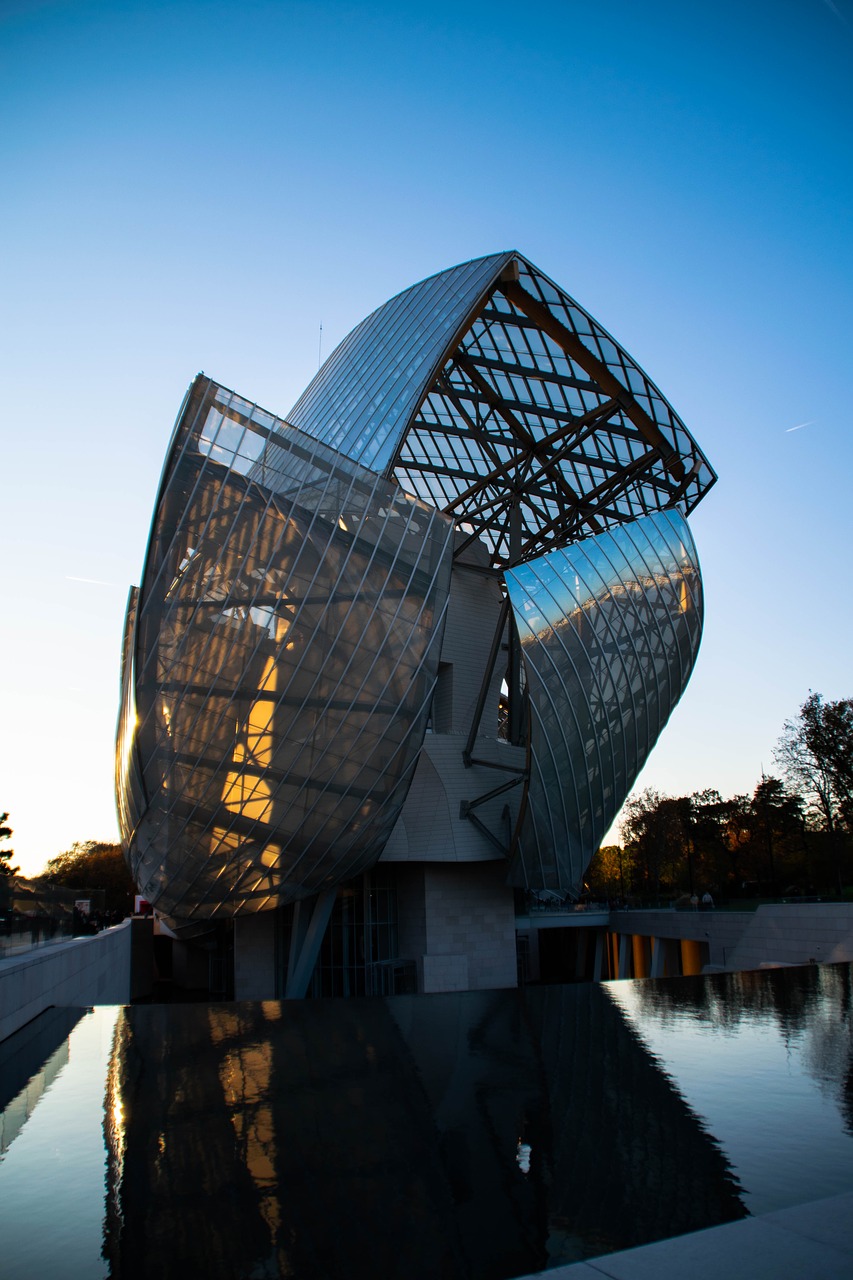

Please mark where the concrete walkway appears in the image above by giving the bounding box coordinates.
[519,1191,853,1280]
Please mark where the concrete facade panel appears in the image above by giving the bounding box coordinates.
[422,863,517,991]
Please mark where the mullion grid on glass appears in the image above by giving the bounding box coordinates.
[287,255,510,470]
[159,404,383,777]
[628,515,703,692]
[512,556,612,881]
[133,389,399,909]
[136,381,281,698]
[507,568,589,890]
[555,546,645,808]
[204,508,453,911]
[167,469,452,916]
[607,523,690,705]
[520,260,714,499]
[137,465,282,798]
[350,262,503,468]
[591,514,702,766]
[134,454,264,815]
[143,485,308,880]
[158,464,407,911]
[507,511,702,894]
[122,255,713,921]
[262,520,454,899]
[390,281,700,563]
[244,497,450,879]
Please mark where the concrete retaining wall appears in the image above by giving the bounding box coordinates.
[0,920,133,1042]
[608,903,853,975]
[727,903,853,971]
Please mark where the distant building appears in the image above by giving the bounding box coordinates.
[116,252,715,997]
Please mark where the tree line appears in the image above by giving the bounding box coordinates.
[42,840,135,914]
[587,692,853,902]
[0,814,134,917]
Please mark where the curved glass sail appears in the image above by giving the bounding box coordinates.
[287,253,513,471]
[118,252,716,926]
[505,509,703,894]
[119,377,453,920]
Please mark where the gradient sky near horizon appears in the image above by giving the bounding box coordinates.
[2,0,851,878]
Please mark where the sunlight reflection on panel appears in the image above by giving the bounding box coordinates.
[506,509,703,894]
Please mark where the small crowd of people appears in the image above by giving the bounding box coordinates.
[71,907,126,935]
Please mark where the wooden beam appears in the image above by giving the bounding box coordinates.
[499,278,685,483]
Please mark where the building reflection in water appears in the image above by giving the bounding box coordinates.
[0,1007,85,1158]
[102,982,749,1279]
[626,962,853,1138]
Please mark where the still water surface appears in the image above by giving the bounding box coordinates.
[0,963,851,1279]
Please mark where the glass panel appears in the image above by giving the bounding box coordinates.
[505,510,703,896]
[121,377,454,921]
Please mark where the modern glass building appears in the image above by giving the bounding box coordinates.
[117,252,715,997]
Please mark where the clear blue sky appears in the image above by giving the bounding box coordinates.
[2,0,851,877]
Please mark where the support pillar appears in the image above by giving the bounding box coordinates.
[284,887,337,998]
[593,930,604,982]
[681,937,704,976]
[632,934,649,979]
[650,936,665,978]
[618,932,631,979]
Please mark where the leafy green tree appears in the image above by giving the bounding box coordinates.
[43,841,135,915]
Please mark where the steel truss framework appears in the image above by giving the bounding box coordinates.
[118,251,715,922]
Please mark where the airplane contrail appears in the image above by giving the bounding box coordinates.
[820,0,849,29]
[785,421,815,433]
[65,575,117,586]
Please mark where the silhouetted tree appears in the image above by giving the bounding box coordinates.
[748,776,805,891]
[0,812,18,878]
[0,812,18,911]
[586,844,626,899]
[774,693,853,890]
[43,841,135,915]
[683,789,731,895]
[620,789,689,897]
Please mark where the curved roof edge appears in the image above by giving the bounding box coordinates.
[285,253,715,526]
[286,251,516,472]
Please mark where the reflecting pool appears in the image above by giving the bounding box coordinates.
[1,964,852,1279]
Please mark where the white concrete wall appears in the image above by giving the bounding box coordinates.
[381,734,525,864]
[0,921,132,1042]
[382,534,524,866]
[420,862,518,993]
[436,541,506,736]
